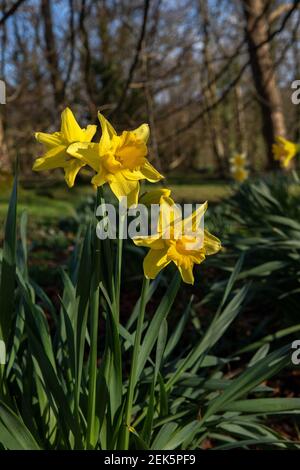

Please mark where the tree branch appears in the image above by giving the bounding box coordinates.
[0,0,26,26]
[113,0,150,114]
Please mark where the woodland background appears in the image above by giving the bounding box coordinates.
[1,0,300,182]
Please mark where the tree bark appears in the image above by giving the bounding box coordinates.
[0,110,10,173]
[41,0,65,109]
[198,0,225,176]
[243,0,286,169]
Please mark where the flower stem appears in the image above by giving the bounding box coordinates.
[121,277,149,450]
[86,188,101,449]
[115,211,126,319]
[86,273,99,449]
[292,169,299,184]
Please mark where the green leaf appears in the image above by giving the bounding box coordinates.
[164,297,192,359]
[136,273,181,379]
[0,176,17,344]
[159,420,200,450]
[221,398,300,413]
[151,422,178,450]
[203,345,291,421]
[219,254,244,309]
[166,284,249,389]
[0,401,40,450]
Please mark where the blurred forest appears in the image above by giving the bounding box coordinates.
[0,0,300,180]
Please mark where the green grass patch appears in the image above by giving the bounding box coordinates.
[0,185,96,225]
[0,181,231,227]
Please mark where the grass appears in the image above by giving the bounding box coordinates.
[0,185,93,224]
[168,183,231,202]
[0,180,232,227]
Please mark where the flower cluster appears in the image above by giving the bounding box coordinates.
[34,108,163,206]
[229,152,249,183]
[33,108,221,284]
[272,136,299,169]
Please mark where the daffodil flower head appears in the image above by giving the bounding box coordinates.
[69,113,164,207]
[230,166,249,183]
[133,196,221,285]
[229,152,247,168]
[272,136,299,168]
[33,108,97,187]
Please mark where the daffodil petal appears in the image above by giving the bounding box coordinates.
[64,159,85,188]
[67,142,100,171]
[82,124,97,142]
[91,167,107,187]
[98,112,117,155]
[177,263,194,285]
[139,188,171,205]
[189,252,206,264]
[133,124,150,144]
[143,248,170,279]
[121,169,146,181]
[35,131,62,148]
[61,108,84,143]
[33,146,67,171]
[123,162,163,182]
[133,234,165,249]
[191,201,207,230]
[159,197,182,234]
[204,229,221,255]
[109,172,140,207]
[140,160,164,182]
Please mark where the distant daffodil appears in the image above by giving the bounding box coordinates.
[229,152,246,168]
[272,136,299,168]
[229,152,249,183]
[231,166,249,183]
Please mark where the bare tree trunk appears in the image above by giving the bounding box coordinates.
[243,0,286,169]
[198,0,225,177]
[79,0,97,118]
[142,47,163,175]
[293,22,300,143]
[41,0,65,109]
[0,1,10,172]
[234,85,247,155]
[0,110,10,172]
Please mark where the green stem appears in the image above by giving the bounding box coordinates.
[121,277,149,450]
[86,277,100,449]
[115,212,126,319]
[86,189,101,449]
[292,169,299,184]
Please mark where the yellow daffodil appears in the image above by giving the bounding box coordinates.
[272,136,299,168]
[33,108,97,187]
[133,197,221,284]
[68,113,163,206]
[231,166,249,183]
[229,153,246,168]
